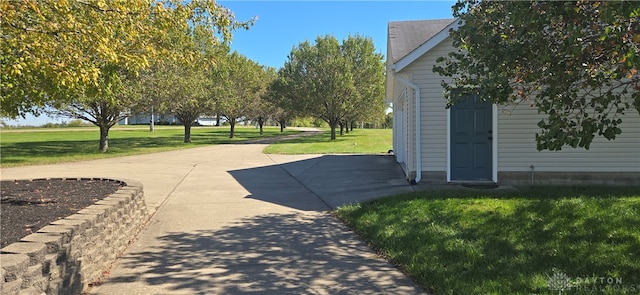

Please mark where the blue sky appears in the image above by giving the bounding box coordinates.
[220,1,457,68]
[5,1,456,126]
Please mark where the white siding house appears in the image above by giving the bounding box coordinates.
[386,19,640,185]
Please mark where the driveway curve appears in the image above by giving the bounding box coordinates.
[0,130,424,294]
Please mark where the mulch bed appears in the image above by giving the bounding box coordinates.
[1,179,123,247]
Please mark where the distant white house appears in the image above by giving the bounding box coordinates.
[196,116,226,126]
[120,114,178,125]
[119,114,226,126]
[386,19,640,185]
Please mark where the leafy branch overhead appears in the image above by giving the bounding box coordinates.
[433,0,639,150]
[1,0,254,152]
[1,0,254,119]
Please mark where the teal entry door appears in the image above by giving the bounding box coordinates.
[450,93,493,181]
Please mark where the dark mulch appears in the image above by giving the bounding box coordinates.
[1,179,123,247]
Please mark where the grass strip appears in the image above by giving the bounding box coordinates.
[1,126,298,167]
[335,186,640,295]
[263,128,392,154]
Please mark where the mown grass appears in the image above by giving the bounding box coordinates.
[263,128,392,154]
[335,186,640,295]
[0,126,298,167]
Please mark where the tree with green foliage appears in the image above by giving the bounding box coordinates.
[281,35,352,140]
[266,75,297,133]
[214,52,264,138]
[383,112,393,129]
[144,62,211,143]
[246,67,278,135]
[135,34,227,143]
[280,35,385,140]
[130,63,164,133]
[341,34,386,134]
[434,0,639,150]
[2,0,252,151]
[49,66,138,152]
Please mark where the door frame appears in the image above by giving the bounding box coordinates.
[446,101,498,183]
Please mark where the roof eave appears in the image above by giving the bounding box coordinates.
[393,19,462,73]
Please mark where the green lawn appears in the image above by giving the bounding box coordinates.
[263,128,392,154]
[335,186,640,295]
[0,125,298,167]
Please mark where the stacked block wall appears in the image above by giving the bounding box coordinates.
[1,178,148,295]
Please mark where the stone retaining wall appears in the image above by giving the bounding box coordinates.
[1,178,149,295]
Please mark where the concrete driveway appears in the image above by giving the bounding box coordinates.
[0,134,425,294]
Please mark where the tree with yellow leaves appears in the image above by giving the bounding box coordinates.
[1,0,253,151]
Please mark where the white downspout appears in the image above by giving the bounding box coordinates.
[394,76,421,184]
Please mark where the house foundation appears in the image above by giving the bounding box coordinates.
[498,171,640,186]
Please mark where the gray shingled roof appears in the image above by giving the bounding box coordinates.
[388,19,457,64]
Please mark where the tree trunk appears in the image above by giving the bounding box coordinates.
[150,107,155,133]
[279,119,286,132]
[330,124,337,140]
[99,125,109,152]
[339,123,344,136]
[183,124,192,143]
[259,122,264,135]
[229,119,236,138]
[216,113,221,126]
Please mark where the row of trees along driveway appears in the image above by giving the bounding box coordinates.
[8,1,633,151]
[2,1,256,151]
[2,1,387,151]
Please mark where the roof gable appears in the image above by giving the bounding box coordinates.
[388,18,459,72]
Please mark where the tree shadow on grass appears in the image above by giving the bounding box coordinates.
[0,137,198,165]
[1,140,100,165]
[267,133,333,145]
[96,212,424,294]
[264,130,356,148]
[0,129,299,165]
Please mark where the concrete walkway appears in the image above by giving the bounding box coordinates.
[0,131,425,294]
